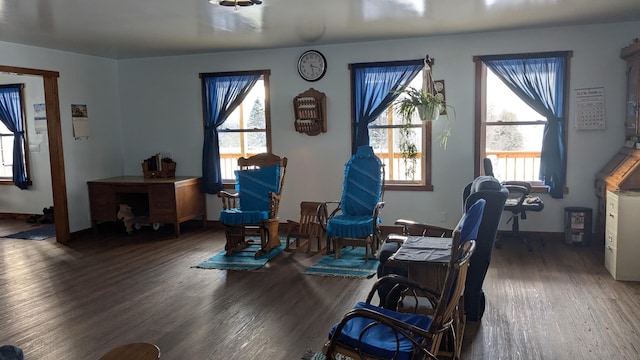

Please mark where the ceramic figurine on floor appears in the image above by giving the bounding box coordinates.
[117,204,136,234]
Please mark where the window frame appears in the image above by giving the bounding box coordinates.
[0,83,32,186]
[350,60,433,191]
[473,52,570,194]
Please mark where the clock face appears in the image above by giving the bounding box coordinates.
[298,50,326,82]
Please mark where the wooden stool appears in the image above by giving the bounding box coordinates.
[285,201,327,255]
[98,343,160,360]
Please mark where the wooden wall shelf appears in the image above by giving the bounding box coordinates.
[293,88,327,136]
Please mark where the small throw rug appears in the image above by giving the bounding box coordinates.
[193,238,285,271]
[1,224,55,241]
[304,246,379,278]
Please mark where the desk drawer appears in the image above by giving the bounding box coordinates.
[604,243,617,279]
[114,184,148,194]
[149,185,176,222]
[605,192,619,235]
[88,183,117,221]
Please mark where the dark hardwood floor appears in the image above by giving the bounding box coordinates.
[0,219,638,359]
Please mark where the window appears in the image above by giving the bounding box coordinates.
[474,52,570,197]
[217,76,270,182]
[368,73,431,189]
[484,68,546,183]
[0,83,30,188]
[350,60,432,191]
[199,70,271,193]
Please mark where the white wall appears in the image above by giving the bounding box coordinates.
[0,41,123,231]
[3,21,638,234]
[118,21,639,234]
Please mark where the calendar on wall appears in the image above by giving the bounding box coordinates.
[575,87,606,130]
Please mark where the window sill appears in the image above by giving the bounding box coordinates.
[0,179,32,186]
[222,182,236,190]
[385,183,433,191]
[523,183,569,195]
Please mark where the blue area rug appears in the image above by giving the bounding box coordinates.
[193,238,285,271]
[304,246,379,279]
[1,224,55,241]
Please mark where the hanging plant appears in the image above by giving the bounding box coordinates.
[394,86,455,149]
[399,121,419,180]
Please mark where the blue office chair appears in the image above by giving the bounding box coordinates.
[323,200,484,360]
[324,145,385,262]
[218,153,287,258]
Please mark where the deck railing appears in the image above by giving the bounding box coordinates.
[220,153,257,180]
[485,151,541,182]
[374,152,423,182]
[221,152,423,182]
[221,151,541,183]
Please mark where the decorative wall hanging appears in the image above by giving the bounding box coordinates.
[293,88,327,136]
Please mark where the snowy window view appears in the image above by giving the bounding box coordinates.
[218,77,269,181]
[485,68,546,182]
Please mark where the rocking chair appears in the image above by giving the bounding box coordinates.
[218,153,287,258]
[323,145,385,262]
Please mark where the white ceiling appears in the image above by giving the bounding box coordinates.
[1,0,640,59]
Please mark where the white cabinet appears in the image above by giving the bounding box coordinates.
[605,190,640,280]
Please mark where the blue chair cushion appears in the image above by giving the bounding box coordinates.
[329,302,432,360]
[326,214,380,238]
[235,165,280,212]
[219,208,269,225]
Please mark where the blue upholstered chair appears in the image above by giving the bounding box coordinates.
[218,153,287,258]
[324,199,485,360]
[324,146,385,262]
[461,175,508,322]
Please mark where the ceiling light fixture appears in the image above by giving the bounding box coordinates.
[215,0,262,7]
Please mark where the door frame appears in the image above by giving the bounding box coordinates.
[0,65,70,243]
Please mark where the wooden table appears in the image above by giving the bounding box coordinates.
[386,235,452,292]
[88,176,206,237]
[98,342,160,360]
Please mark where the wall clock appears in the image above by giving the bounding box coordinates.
[297,50,327,82]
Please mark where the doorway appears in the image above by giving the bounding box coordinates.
[0,65,69,243]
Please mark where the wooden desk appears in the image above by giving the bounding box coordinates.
[88,176,206,237]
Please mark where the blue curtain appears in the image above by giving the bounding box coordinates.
[351,60,423,155]
[200,73,261,194]
[479,52,569,198]
[0,84,28,189]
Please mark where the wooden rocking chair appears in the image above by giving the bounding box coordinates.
[218,153,287,258]
[285,201,328,255]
